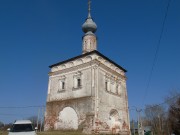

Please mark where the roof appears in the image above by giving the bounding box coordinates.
[49,50,127,72]
[14,120,32,124]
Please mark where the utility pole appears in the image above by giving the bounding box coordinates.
[37,107,40,131]
[40,106,45,132]
[136,108,142,135]
[132,119,135,135]
[40,107,43,132]
[158,114,162,134]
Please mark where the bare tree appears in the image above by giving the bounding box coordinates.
[27,115,42,130]
[165,90,180,134]
[144,104,166,134]
[165,90,180,106]
[142,90,180,135]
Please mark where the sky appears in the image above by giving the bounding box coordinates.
[0,0,179,124]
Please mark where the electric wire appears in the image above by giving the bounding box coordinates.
[143,94,180,112]
[0,105,45,109]
[142,0,172,105]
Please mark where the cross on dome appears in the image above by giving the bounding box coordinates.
[88,0,91,18]
[82,0,97,34]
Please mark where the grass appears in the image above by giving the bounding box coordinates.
[0,131,85,135]
[38,131,85,135]
[0,131,7,135]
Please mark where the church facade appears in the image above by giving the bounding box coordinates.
[44,1,130,134]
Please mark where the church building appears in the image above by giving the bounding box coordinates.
[44,1,130,134]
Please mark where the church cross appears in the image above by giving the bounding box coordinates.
[88,0,91,18]
[88,0,91,12]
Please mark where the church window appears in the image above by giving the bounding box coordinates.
[62,82,65,89]
[116,85,119,94]
[105,80,110,91]
[84,41,87,50]
[105,75,122,97]
[117,83,122,95]
[73,71,82,89]
[111,81,116,93]
[77,78,81,87]
[58,76,66,92]
[105,74,111,92]
[58,80,65,92]
[105,81,108,90]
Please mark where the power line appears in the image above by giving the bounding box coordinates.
[142,94,180,111]
[142,0,172,105]
[0,105,45,109]
[0,113,33,116]
[128,94,179,121]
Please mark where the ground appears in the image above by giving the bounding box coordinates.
[38,131,85,135]
[0,131,85,135]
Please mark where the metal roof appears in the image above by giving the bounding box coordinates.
[49,50,127,72]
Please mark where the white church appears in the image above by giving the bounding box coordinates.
[44,1,130,134]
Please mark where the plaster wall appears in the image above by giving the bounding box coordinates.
[45,53,130,134]
[48,67,92,102]
[45,97,94,131]
[97,67,129,131]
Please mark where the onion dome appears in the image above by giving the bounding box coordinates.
[82,0,97,34]
[82,17,97,33]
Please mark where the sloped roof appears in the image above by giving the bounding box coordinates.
[49,50,127,72]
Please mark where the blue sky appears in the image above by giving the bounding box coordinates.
[0,0,179,123]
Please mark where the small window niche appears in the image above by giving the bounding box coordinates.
[58,75,66,93]
[116,81,122,96]
[116,84,120,95]
[105,80,110,92]
[73,71,82,90]
[105,74,110,92]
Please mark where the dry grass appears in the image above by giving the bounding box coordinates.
[0,131,7,135]
[38,131,85,135]
[0,131,85,135]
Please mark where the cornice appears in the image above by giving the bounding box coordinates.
[46,95,93,103]
[49,53,126,78]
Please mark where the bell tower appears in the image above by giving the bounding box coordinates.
[82,0,97,54]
